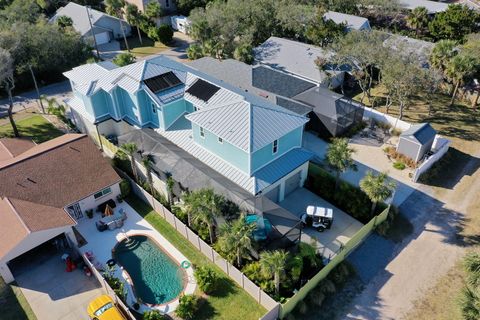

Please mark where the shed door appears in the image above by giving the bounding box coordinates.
[95,32,110,45]
[285,171,301,197]
[264,185,280,203]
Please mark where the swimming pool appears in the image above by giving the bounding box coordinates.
[113,235,185,305]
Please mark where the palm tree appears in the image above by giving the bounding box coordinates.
[183,188,223,244]
[446,54,477,106]
[166,176,175,206]
[429,40,457,72]
[56,15,73,29]
[186,44,204,60]
[121,143,138,181]
[141,153,155,198]
[105,0,130,52]
[125,3,143,45]
[360,171,396,215]
[326,138,356,191]
[406,6,429,36]
[0,49,19,137]
[217,217,256,267]
[260,250,289,296]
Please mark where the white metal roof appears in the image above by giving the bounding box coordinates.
[398,0,449,14]
[323,11,370,31]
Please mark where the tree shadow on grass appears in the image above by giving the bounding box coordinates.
[208,276,237,298]
[195,297,217,320]
[0,118,63,143]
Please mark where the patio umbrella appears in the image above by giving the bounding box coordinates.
[104,204,114,217]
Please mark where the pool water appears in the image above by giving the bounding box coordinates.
[114,235,184,305]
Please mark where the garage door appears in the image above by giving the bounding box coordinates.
[264,185,280,203]
[94,32,111,45]
[285,171,301,197]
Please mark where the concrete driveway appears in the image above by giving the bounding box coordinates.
[15,254,104,320]
[279,188,363,260]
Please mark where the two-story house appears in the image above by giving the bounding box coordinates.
[63,56,313,202]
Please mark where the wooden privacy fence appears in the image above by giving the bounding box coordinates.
[278,207,390,318]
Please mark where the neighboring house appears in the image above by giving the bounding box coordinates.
[63,56,313,203]
[254,36,350,89]
[51,2,132,45]
[397,123,437,162]
[383,34,435,68]
[324,11,371,31]
[125,0,176,15]
[189,57,364,138]
[0,134,122,283]
[398,0,449,14]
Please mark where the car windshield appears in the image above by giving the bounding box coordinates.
[94,302,113,316]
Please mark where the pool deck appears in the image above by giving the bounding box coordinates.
[75,201,196,314]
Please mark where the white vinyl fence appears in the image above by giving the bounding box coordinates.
[81,253,136,320]
[122,174,281,320]
[413,136,451,182]
[363,107,412,132]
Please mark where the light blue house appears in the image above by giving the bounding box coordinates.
[64,56,313,202]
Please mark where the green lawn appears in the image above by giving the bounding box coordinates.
[120,36,170,57]
[125,195,266,320]
[0,277,36,320]
[0,115,63,143]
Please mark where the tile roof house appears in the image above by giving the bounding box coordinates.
[63,56,313,203]
[0,134,122,283]
[51,2,132,45]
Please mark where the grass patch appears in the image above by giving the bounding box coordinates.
[121,36,170,57]
[0,277,36,320]
[0,115,63,143]
[125,195,266,320]
[350,84,480,142]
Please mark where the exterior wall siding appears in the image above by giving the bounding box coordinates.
[76,182,121,214]
[191,123,250,174]
[163,99,187,129]
[251,127,303,173]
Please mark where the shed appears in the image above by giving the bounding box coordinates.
[397,123,436,162]
[293,86,364,137]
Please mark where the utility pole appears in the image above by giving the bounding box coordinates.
[29,65,45,114]
[86,6,101,60]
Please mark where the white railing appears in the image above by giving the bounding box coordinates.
[413,136,451,182]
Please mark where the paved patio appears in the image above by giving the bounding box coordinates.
[75,201,196,314]
[15,254,104,320]
[279,188,364,259]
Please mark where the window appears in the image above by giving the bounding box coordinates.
[200,127,205,138]
[151,102,156,113]
[272,140,278,154]
[165,0,170,7]
[94,187,112,200]
[194,106,199,111]
[218,137,223,144]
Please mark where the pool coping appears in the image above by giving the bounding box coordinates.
[113,233,190,308]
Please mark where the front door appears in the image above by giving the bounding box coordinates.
[67,203,83,220]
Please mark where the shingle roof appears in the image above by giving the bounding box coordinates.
[51,2,125,36]
[0,197,29,259]
[401,123,436,145]
[383,34,435,68]
[398,0,448,14]
[254,36,340,83]
[323,11,370,30]
[0,138,35,161]
[252,66,316,98]
[185,100,308,152]
[0,134,121,208]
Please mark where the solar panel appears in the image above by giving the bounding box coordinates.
[186,79,220,102]
[144,72,182,93]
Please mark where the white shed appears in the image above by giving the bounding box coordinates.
[170,15,190,34]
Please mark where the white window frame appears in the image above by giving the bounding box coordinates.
[200,126,205,138]
[272,139,278,154]
[94,187,112,200]
[218,137,223,144]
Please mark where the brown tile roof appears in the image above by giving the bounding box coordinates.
[0,134,121,208]
[0,137,35,162]
[0,197,29,259]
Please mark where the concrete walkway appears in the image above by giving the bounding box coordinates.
[15,254,104,320]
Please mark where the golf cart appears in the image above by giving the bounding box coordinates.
[301,206,333,232]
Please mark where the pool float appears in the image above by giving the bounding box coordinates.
[181,260,191,269]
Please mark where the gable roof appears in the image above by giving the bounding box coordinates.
[323,11,370,30]
[252,66,317,98]
[51,2,126,36]
[0,134,121,208]
[401,123,436,145]
[0,197,30,259]
[0,138,35,161]
[398,0,448,14]
[254,36,342,83]
[185,100,308,152]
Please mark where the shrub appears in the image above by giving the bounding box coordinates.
[113,52,136,66]
[318,279,336,294]
[187,43,204,60]
[172,205,188,222]
[175,294,199,320]
[143,309,166,320]
[120,179,131,198]
[194,266,219,294]
[308,289,326,307]
[148,24,173,44]
[296,300,308,315]
[393,161,406,170]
